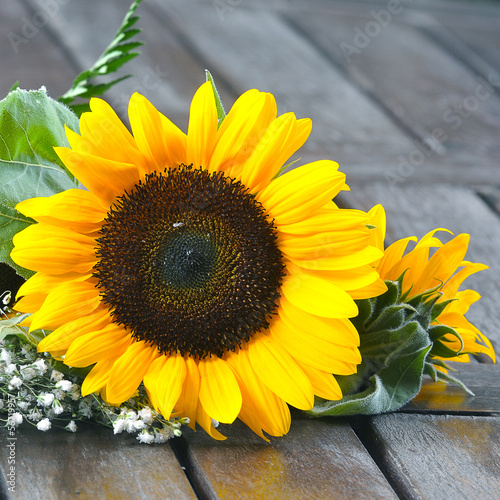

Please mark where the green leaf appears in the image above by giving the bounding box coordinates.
[205,70,226,127]
[0,313,31,343]
[0,88,80,278]
[58,0,144,115]
[308,344,431,417]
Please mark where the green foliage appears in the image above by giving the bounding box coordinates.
[58,0,144,116]
[206,70,226,128]
[0,89,80,278]
[307,277,472,417]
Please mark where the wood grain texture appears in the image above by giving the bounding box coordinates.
[179,417,397,499]
[402,363,500,414]
[0,1,75,98]
[0,424,195,500]
[149,0,417,164]
[357,413,500,499]
[39,0,236,129]
[286,8,500,173]
[338,182,500,352]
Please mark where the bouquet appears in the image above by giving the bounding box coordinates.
[0,0,495,444]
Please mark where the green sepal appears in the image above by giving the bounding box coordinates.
[0,88,80,278]
[308,339,431,417]
[205,70,226,127]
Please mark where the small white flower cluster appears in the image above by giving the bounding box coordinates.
[1,334,187,443]
[111,406,189,444]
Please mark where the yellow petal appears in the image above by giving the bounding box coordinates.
[186,81,218,168]
[295,360,343,400]
[226,349,291,437]
[248,334,314,410]
[64,323,132,367]
[104,341,160,405]
[129,92,187,172]
[240,114,312,193]
[81,358,117,397]
[281,267,358,318]
[279,296,359,346]
[412,234,470,295]
[29,281,101,331]
[257,161,345,226]
[174,356,200,431]
[55,146,142,207]
[155,354,187,419]
[270,315,361,373]
[37,306,110,353]
[198,356,242,424]
[208,89,276,176]
[144,356,168,413]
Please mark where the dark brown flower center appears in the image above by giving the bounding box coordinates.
[93,165,284,358]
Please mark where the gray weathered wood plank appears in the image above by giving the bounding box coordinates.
[0,424,195,500]
[148,0,417,165]
[179,417,398,499]
[0,1,76,98]
[402,363,500,414]
[357,413,500,499]
[286,9,500,174]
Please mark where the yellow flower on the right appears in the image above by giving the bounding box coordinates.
[369,205,496,364]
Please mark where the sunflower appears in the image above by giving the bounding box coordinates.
[11,82,385,439]
[369,205,495,364]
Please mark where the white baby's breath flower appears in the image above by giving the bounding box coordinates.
[137,430,155,444]
[50,370,64,382]
[9,375,23,389]
[32,359,47,374]
[36,418,51,432]
[17,401,29,411]
[78,400,93,419]
[55,380,73,392]
[27,408,43,422]
[52,399,64,415]
[20,367,37,381]
[154,427,173,444]
[52,389,65,401]
[38,393,55,407]
[69,384,81,401]
[113,418,126,434]
[65,421,77,433]
[132,419,146,431]
[8,413,23,427]
[1,348,12,366]
[5,364,18,376]
[138,407,154,425]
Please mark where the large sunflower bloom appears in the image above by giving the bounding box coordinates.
[369,205,495,364]
[11,82,385,439]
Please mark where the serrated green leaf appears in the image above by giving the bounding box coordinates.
[0,88,80,278]
[58,0,144,115]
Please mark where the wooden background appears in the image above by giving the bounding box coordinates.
[1,0,499,498]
